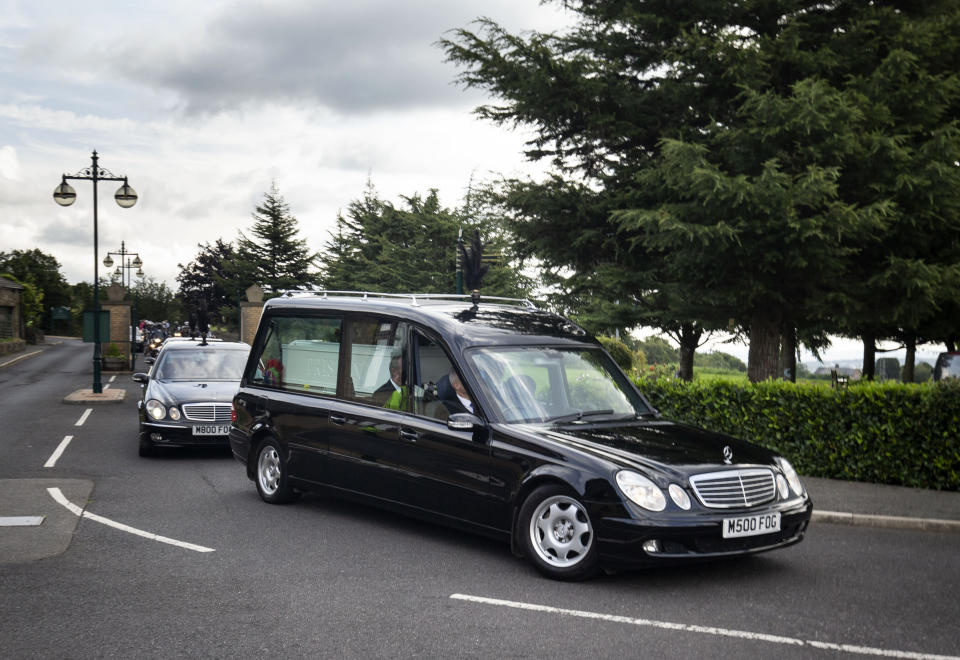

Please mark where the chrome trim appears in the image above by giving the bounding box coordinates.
[689,468,777,509]
[182,402,232,423]
[274,290,539,310]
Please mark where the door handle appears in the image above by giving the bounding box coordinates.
[399,429,418,443]
[330,415,346,425]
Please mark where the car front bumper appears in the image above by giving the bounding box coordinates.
[140,420,230,448]
[593,497,813,568]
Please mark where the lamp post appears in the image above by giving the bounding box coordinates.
[53,150,138,394]
[103,241,144,289]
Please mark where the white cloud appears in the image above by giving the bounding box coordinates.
[0,0,568,294]
[0,145,21,179]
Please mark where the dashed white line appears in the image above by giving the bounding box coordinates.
[44,436,73,468]
[47,487,215,553]
[0,516,44,526]
[108,375,116,383]
[75,408,92,426]
[449,594,959,660]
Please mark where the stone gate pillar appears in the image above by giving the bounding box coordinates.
[240,285,265,346]
[101,283,132,369]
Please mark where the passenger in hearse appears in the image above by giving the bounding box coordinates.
[372,354,407,410]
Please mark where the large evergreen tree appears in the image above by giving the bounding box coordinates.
[318,182,533,298]
[443,0,960,382]
[176,239,241,326]
[236,184,318,293]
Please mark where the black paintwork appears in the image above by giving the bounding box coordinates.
[230,294,812,568]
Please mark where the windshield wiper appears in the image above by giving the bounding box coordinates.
[546,409,615,424]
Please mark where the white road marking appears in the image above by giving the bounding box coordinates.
[75,408,93,426]
[103,384,111,390]
[44,436,73,468]
[449,594,959,660]
[47,487,215,553]
[0,516,44,526]
[108,375,116,383]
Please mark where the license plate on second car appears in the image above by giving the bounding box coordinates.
[722,512,781,538]
[192,424,231,436]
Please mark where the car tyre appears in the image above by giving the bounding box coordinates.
[138,431,153,457]
[255,437,299,504]
[518,484,599,581]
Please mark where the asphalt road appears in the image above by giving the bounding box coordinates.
[1,339,958,659]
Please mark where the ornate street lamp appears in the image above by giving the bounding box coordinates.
[53,150,138,394]
[103,241,144,289]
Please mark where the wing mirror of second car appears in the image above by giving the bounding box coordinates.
[132,373,149,384]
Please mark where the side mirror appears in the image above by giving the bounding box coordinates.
[132,373,149,384]
[144,356,155,365]
[447,413,487,442]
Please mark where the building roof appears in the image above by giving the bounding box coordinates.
[0,276,24,290]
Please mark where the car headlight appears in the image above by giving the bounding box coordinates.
[146,399,167,421]
[168,406,181,421]
[776,457,805,497]
[776,474,790,500]
[616,470,666,512]
[668,483,692,510]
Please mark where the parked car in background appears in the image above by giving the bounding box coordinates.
[934,352,960,382]
[229,292,812,580]
[133,340,249,456]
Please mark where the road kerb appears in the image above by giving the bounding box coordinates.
[813,509,960,533]
[0,350,42,369]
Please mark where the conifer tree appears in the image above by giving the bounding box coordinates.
[443,0,960,381]
[236,183,318,293]
[318,182,532,298]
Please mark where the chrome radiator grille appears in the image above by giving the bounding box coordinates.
[182,403,232,422]
[689,469,776,508]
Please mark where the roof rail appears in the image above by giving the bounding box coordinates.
[275,290,539,310]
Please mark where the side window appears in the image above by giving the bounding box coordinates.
[343,317,409,409]
[249,316,342,395]
[411,331,475,421]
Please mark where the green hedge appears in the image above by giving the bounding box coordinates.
[634,377,960,491]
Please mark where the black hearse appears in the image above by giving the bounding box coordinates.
[230,292,812,580]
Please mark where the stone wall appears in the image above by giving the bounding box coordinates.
[0,339,26,356]
[0,278,23,340]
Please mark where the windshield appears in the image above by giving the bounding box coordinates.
[467,346,652,424]
[154,349,248,381]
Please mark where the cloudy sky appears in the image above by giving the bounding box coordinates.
[0,0,571,287]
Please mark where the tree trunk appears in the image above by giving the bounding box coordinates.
[748,312,781,383]
[862,334,876,381]
[903,334,916,383]
[778,327,797,382]
[677,322,702,382]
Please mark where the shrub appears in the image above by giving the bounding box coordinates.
[105,342,125,358]
[635,377,960,491]
[598,335,634,372]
